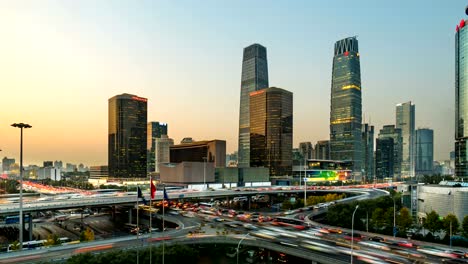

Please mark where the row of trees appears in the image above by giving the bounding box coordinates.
[63,244,199,264]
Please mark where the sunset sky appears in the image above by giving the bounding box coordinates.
[0,0,464,165]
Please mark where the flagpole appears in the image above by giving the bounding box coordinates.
[136,185,139,264]
[149,178,153,264]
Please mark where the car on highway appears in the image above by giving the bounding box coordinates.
[369,236,384,242]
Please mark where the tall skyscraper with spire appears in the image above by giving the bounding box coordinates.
[330,37,362,176]
[456,14,468,178]
[238,43,269,168]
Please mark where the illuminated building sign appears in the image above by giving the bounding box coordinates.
[250,90,266,97]
[132,96,148,102]
[304,170,350,182]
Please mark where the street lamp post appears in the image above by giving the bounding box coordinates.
[351,205,359,264]
[393,196,396,238]
[203,157,207,191]
[237,233,250,264]
[303,157,307,207]
[11,122,32,250]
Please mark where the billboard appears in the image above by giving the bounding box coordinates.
[304,170,350,182]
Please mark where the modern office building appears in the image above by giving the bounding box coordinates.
[250,87,293,176]
[54,160,63,169]
[396,101,415,179]
[147,122,168,173]
[298,142,314,160]
[378,125,403,180]
[108,93,148,179]
[361,124,374,181]
[170,139,226,168]
[456,18,468,178]
[415,128,434,176]
[89,165,109,179]
[155,135,174,173]
[375,138,394,180]
[43,161,53,168]
[238,43,269,168]
[315,140,331,160]
[330,37,362,175]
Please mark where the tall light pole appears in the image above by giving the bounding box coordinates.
[303,156,307,207]
[351,205,359,264]
[11,122,31,250]
[237,233,250,264]
[393,196,396,238]
[202,157,207,191]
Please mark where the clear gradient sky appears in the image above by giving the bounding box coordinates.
[0,0,464,165]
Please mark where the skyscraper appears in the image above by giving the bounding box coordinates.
[238,43,269,168]
[298,142,314,160]
[375,138,394,180]
[396,101,415,178]
[378,125,403,180]
[361,124,374,181]
[250,87,293,176]
[154,135,174,173]
[456,17,468,178]
[147,122,168,173]
[315,140,331,160]
[330,37,362,176]
[108,93,147,178]
[415,128,434,176]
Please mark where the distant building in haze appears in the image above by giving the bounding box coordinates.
[108,93,148,179]
[249,87,293,176]
[181,138,194,144]
[299,142,314,160]
[147,121,168,173]
[2,157,15,172]
[415,128,434,176]
[238,43,269,168]
[315,140,330,160]
[396,101,415,178]
[456,17,468,178]
[330,37,362,176]
[54,160,63,169]
[361,124,374,181]
[43,161,53,168]
[378,125,402,180]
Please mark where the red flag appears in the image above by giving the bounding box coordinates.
[150,178,156,199]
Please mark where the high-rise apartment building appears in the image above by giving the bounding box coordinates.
[378,125,403,180]
[330,37,362,175]
[238,44,269,168]
[314,140,331,160]
[2,157,15,172]
[396,101,415,178]
[108,93,147,178]
[250,87,293,176]
[361,124,374,181]
[375,138,394,180]
[415,128,434,176]
[456,17,468,178]
[155,135,174,173]
[298,142,314,160]
[147,122,168,173]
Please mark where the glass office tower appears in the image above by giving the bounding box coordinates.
[330,37,362,175]
[456,18,468,178]
[147,122,168,173]
[108,93,147,178]
[361,123,374,182]
[250,87,293,176]
[238,44,269,168]
[415,128,434,176]
[378,125,403,180]
[396,101,415,179]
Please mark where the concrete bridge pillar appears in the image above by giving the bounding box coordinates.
[28,213,32,241]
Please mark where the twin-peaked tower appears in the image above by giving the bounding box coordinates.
[330,37,363,175]
[237,44,269,168]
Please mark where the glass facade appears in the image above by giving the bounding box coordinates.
[456,19,468,178]
[375,138,394,180]
[108,93,147,178]
[415,128,434,176]
[147,122,168,172]
[298,142,314,159]
[396,102,415,178]
[314,140,330,160]
[378,125,402,180]
[250,87,293,176]
[238,44,269,168]
[361,123,374,181]
[330,37,362,175]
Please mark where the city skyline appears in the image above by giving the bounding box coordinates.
[0,1,463,165]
